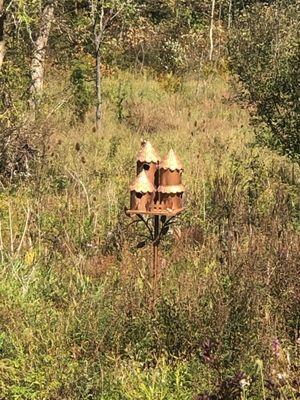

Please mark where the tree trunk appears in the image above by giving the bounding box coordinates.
[228,0,233,29]
[94,8,104,132]
[0,0,6,70]
[95,35,101,131]
[209,0,216,62]
[29,1,54,111]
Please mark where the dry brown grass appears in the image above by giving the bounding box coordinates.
[0,72,299,399]
[124,97,182,133]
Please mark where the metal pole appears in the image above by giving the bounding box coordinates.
[152,215,160,290]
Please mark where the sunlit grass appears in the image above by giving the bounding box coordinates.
[0,71,299,399]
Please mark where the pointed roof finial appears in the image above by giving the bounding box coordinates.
[137,140,160,163]
[160,149,183,171]
[130,170,155,193]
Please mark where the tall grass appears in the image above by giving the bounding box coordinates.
[0,71,299,399]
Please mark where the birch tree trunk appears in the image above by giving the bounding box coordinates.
[94,8,104,132]
[29,1,54,111]
[95,35,102,131]
[0,0,6,70]
[228,0,233,29]
[209,0,216,61]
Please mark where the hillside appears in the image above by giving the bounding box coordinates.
[0,72,299,399]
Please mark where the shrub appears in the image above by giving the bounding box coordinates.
[0,121,48,182]
[70,57,93,123]
[229,1,300,162]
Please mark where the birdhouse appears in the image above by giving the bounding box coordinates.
[157,184,185,212]
[158,149,184,212]
[136,140,160,187]
[130,170,156,212]
[159,149,183,185]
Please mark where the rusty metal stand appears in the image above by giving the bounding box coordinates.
[126,140,185,305]
[125,209,182,298]
[153,215,160,291]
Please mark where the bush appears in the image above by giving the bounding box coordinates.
[229,1,300,162]
[0,120,50,183]
[70,57,93,123]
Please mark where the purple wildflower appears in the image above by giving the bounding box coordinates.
[272,338,280,358]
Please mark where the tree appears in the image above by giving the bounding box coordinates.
[1,0,40,117]
[209,0,215,61]
[29,0,55,112]
[90,0,136,131]
[0,0,6,70]
[229,1,300,162]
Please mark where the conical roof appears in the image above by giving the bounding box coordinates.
[160,149,183,171]
[137,140,160,163]
[158,184,185,194]
[130,170,155,193]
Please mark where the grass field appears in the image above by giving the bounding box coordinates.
[0,71,299,399]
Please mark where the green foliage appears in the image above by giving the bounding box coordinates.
[229,1,300,162]
[70,57,93,123]
[0,73,299,399]
[0,0,299,396]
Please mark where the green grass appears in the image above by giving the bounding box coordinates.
[0,71,299,399]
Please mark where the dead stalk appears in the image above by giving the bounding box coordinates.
[17,205,31,254]
[0,220,4,263]
[66,168,91,216]
[8,203,14,254]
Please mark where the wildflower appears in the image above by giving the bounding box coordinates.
[272,338,281,358]
[240,378,250,388]
[277,372,287,383]
[201,339,214,364]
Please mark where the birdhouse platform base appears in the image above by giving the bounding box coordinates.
[125,208,184,217]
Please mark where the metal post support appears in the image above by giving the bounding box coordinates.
[152,215,160,290]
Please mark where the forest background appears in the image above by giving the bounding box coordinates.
[0,0,299,399]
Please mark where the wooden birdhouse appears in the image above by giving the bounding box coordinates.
[159,149,183,185]
[136,140,160,187]
[130,170,156,212]
[158,149,184,212]
[157,185,185,212]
